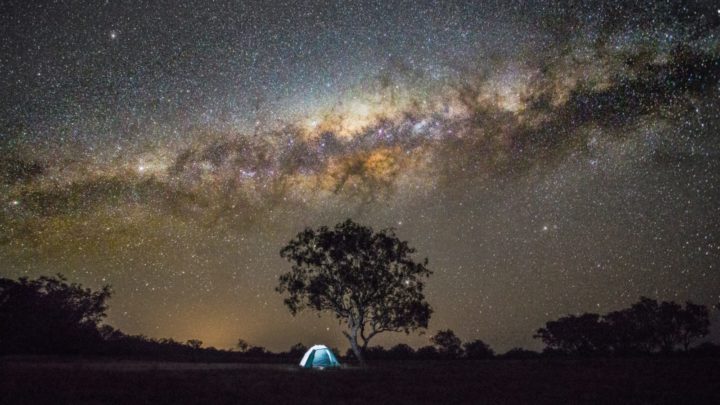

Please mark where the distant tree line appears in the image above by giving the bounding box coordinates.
[534,297,712,356]
[345,330,496,362]
[1,275,719,361]
[0,274,304,362]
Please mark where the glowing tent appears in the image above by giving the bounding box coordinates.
[299,345,341,369]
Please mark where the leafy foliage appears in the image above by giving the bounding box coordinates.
[431,329,463,357]
[277,219,432,364]
[534,313,611,355]
[0,274,111,354]
[463,339,495,359]
[535,297,711,355]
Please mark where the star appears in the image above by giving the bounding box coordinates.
[1,0,718,353]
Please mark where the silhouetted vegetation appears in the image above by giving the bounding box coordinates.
[343,331,499,362]
[235,339,250,353]
[431,329,463,358]
[0,275,311,362]
[499,347,541,360]
[0,274,110,355]
[277,219,432,366]
[2,274,717,364]
[535,297,712,356]
[464,339,495,359]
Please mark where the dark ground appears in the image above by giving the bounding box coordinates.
[1,357,719,404]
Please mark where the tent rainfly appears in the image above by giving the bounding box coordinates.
[299,345,341,369]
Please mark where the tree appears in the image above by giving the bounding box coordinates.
[431,329,463,357]
[605,298,710,353]
[0,274,111,354]
[287,342,308,357]
[415,345,439,360]
[236,339,250,353]
[99,324,124,341]
[656,300,684,353]
[387,343,415,359]
[245,346,267,356]
[277,219,432,366]
[534,313,610,355]
[364,345,389,360]
[604,307,653,354]
[603,297,661,354]
[186,339,203,349]
[500,347,539,360]
[463,339,494,359]
[678,301,710,351]
[236,338,265,356]
[539,297,712,355]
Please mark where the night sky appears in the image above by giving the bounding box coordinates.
[2,0,719,352]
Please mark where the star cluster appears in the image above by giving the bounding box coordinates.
[1,0,719,351]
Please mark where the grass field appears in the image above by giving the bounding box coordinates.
[2,357,719,404]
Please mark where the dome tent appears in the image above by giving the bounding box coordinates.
[299,345,341,369]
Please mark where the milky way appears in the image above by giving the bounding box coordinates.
[1,1,720,351]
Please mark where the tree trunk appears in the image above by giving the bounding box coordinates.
[349,335,366,367]
[345,323,366,367]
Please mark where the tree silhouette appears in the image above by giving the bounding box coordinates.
[186,339,203,349]
[537,297,712,355]
[678,301,710,351]
[0,274,111,354]
[236,339,250,353]
[534,313,610,355]
[463,339,495,359]
[277,219,432,365]
[287,342,308,357]
[431,329,463,357]
[387,343,415,359]
[606,298,710,353]
[500,347,539,360]
[605,305,655,354]
[657,300,685,353]
[245,345,267,356]
[415,345,439,360]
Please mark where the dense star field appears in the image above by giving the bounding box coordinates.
[1,0,719,352]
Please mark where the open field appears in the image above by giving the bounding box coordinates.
[2,357,719,404]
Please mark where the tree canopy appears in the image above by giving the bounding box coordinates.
[535,297,711,355]
[464,339,495,359]
[277,219,432,365]
[0,274,111,354]
[431,329,463,357]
